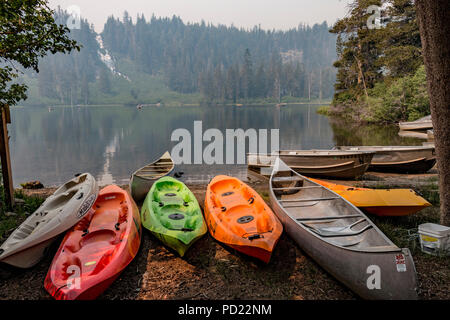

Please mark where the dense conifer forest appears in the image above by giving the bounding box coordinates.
[19,10,337,106]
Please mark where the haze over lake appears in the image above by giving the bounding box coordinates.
[10,104,422,187]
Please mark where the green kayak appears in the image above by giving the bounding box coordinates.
[141,176,207,256]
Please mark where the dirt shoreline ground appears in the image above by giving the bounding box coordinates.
[1,170,448,300]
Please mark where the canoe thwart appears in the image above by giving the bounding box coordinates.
[280,197,341,203]
[296,214,363,221]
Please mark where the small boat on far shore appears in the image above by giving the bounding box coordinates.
[399,115,432,131]
[248,150,374,180]
[335,146,436,173]
[129,151,175,202]
[398,130,428,139]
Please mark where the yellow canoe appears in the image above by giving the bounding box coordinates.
[309,178,432,217]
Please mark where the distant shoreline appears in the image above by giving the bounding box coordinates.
[15,101,332,108]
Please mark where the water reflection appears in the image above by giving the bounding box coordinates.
[9,105,421,187]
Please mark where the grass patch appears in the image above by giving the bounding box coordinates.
[316,105,331,116]
[371,206,440,255]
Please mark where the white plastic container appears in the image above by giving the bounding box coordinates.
[418,223,450,256]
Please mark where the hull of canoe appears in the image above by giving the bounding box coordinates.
[399,122,433,131]
[269,192,418,300]
[370,158,436,173]
[248,152,373,180]
[130,172,173,202]
[249,161,370,180]
[398,130,429,139]
[130,152,175,202]
[336,146,436,173]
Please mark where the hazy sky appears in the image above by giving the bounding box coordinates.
[47,0,351,33]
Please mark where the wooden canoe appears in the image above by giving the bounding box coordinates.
[269,159,418,299]
[247,150,374,179]
[309,178,432,217]
[205,175,283,263]
[335,146,436,173]
[399,115,432,131]
[0,173,98,268]
[44,185,141,300]
[129,151,175,202]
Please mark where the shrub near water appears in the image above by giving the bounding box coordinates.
[365,66,430,123]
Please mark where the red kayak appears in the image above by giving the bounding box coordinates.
[44,185,142,300]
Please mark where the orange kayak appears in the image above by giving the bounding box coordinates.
[44,185,142,300]
[204,175,283,263]
[309,178,431,217]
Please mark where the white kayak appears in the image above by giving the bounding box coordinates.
[0,173,98,268]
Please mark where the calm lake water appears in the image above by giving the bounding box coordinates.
[10,104,424,187]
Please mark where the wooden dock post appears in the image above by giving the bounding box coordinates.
[0,104,15,208]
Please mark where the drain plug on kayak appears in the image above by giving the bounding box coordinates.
[237,216,254,224]
[169,213,185,220]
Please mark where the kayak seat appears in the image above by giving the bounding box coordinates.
[305,219,373,237]
[225,204,272,238]
[44,190,79,211]
[55,174,87,195]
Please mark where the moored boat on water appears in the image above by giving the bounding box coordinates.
[269,159,418,299]
[247,150,374,180]
[399,115,432,131]
[398,130,429,139]
[335,145,436,173]
[44,185,141,300]
[205,175,283,263]
[0,173,98,268]
[129,151,175,202]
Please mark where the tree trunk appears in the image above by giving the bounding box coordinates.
[415,0,450,226]
[0,105,15,209]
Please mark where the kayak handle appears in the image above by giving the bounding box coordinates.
[248,197,255,204]
[248,234,261,241]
